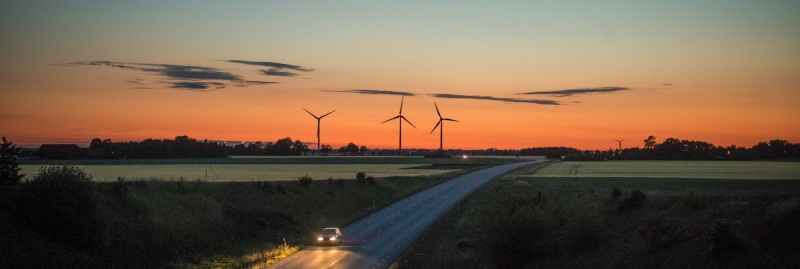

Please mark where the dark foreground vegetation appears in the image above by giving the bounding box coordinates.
[0,164,471,268]
[396,163,800,269]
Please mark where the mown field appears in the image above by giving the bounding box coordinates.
[528,160,800,179]
[397,161,800,269]
[19,156,534,182]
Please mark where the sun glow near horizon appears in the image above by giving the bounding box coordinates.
[1,1,798,150]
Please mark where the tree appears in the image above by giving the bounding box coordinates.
[359,146,368,156]
[1,137,24,187]
[292,140,309,155]
[345,142,359,156]
[644,136,657,150]
[320,144,332,156]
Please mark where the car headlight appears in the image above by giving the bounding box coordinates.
[330,236,336,240]
[318,237,323,241]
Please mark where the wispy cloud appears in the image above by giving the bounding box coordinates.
[519,86,630,97]
[326,89,416,96]
[68,61,278,90]
[169,82,226,91]
[227,60,314,77]
[430,94,560,105]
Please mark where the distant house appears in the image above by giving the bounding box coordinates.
[31,144,85,159]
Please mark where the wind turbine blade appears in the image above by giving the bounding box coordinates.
[443,118,459,122]
[434,102,441,118]
[303,108,318,119]
[381,115,401,124]
[320,110,336,118]
[400,116,416,129]
[430,120,441,134]
[399,96,405,114]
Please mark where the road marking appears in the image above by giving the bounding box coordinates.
[321,252,348,269]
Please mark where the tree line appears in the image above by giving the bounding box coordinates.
[564,136,800,161]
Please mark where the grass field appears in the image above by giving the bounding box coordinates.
[18,164,463,182]
[525,160,800,180]
[397,161,800,269]
[18,156,534,182]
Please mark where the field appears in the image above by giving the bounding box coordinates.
[19,156,534,182]
[526,160,800,179]
[397,161,800,269]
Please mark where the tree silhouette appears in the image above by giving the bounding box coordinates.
[1,137,24,187]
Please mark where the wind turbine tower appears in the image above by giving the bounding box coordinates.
[303,108,336,154]
[430,102,459,151]
[381,96,416,156]
[614,138,625,150]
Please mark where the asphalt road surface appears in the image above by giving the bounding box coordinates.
[269,160,545,269]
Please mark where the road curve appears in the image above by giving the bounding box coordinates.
[269,160,546,269]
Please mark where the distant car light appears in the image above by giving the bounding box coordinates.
[318,237,323,241]
[462,155,468,159]
[330,236,336,240]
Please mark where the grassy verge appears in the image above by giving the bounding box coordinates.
[395,162,800,268]
[1,167,480,268]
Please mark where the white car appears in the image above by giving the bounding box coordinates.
[317,227,342,245]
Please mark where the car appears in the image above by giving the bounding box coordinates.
[317,227,342,245]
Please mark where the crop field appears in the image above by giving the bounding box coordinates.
[526,160,800,180]
[517,161,800,196]
[18,156,533,182]
[18,164,464,182]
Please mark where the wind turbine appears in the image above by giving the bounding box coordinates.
[381,96,416,155]
[614,138,625,150]
[303,108,335,154]
[430,102,459,151]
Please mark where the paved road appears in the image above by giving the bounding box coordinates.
[269,160,545,269]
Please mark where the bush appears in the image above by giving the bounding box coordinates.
[276,184,286,194]
[366,176,376,185]
[14,166,106,250]
[335,178,345,188]
[298,175,313,187]
[617,189,647,213]
[636,215,686,250]
[708,218,741,258]
[356,172,366,184]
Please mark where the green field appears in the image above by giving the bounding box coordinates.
[18,156,535,182]
[525,160,800,180]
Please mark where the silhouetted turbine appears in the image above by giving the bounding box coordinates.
[381,96,416,156]
[614,138,625,150]
[430,102,459,151]
[303,108,336,154]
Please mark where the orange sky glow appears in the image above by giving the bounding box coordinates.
[1,2,798,150]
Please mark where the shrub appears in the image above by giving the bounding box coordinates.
[636,215,686,250]
[14,166,106,250]
[113,176,128,196]
[617,189,648,213]
[335,178,345,188]
[298,175,313,187]
[276,184,286,194]
[366,176,376,185]
[708,218,742,258]
[356,172,366,184]
[611,187,623,200]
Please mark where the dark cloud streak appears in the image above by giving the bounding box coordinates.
[227,60,314,72]
[68,61,278,90]
[326,89,416,96]
[430,94,560,105]
[519,87,630,97]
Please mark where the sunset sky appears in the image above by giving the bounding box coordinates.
[2,1,798,150]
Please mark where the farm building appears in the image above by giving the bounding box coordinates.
[31,144,85,159]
